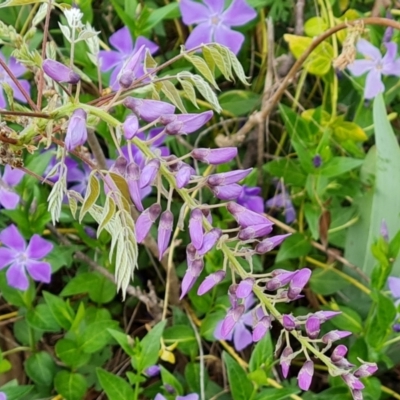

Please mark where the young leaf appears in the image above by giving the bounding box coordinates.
[96,368,135,400]
[223,352,253,400]
[25,351,56,387]
[160,80,187,113]
[184,54,218,88]
[54,371,87,400]
[80,173,100,222]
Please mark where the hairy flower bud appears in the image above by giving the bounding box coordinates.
[135,204,162,243]
[207,168,252,186]
[43,59,80,84]
[197,270,226,295]
[236,278,254,299]
[191,147,237,165]
[331,344,348,362]
[266,270,297,291]
[353,362,378,378]
[288,268,312,300]
[321,330,352,344]
[226,202,273,228]
[314,311,342,322]
[175,164,194,189]
[282,314,297,331]
[197,228,222,256]
[255,233,291,254]
[164,111,213,135]
[123,115,139,140]
[65,109,87,151]
[252,315,271,342]
[210,183,243,200]
[145,365,160,377]
[342,374,365,390]
[298,361,314,391]
[180,258,204,299]
[238,224,273,241]
[139,159,160,188]
[221,305,245,338]
[124,97,175,122]
[305,316,321,339]
[158,210,174,260]
[189,208,204,250]
[126,162,143,211]
[280,346,293,378]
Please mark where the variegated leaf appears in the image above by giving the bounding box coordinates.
[160,80,187,113]
[190,75,221,113]
[97,194,116,236]
[207,45,232,81]
[80,173,100,222]
[184,54,218,89]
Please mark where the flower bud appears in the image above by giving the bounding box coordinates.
[228,283,238,308]
[351,390,363,400]
[305,316,320,339]
[126,162,143,211]
[298,361,314,391]
[266,270,297,291]
[180,258,204,299]
[210,183,243,201]
[191,147,237,165]
[342,374,365,390]
[197,270,226,295]
[226,202,273,228]
[145,365,160,377]
[314,310,341,322]
[221,305,245,338]
[353,362,378,378]
[109,156,128,176]
[123,115,139,140]
[157,210,174,260]
[139,159,160,188]
[236,278,254,299]
[124,97,175,122]
[282,314,297,331]
[252,316,271,342]
[189,208,204,250]
[119,71,134,88]
[280,346,293,378]
[255,233,291,254]
[135,204,162,243]
[207,168,252,186]
[330,344,348,362]
[43,59,80,84]
[321,330,352,344]
[164,111,213,135]
[197,228,222,256]
[288,268,312,300]
[238,224,273,241]
[65,109,87,151]
[175,164,194,189]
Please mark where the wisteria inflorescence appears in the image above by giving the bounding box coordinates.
[0,3,383,399]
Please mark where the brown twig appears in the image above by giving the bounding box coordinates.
[37,0,52,110]
[0,110,50,119]
[295,0,306,36]
[0,135,18,145]
[0,57,38,112]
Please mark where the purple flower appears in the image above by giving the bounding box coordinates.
[266,182,296,224]
[177,395,199,400]
[43,59,80,84]
[180,258,204,299]
[237,185,264,213]
[210,183,243,200]
[347,40,400,99]
[126,162,143,211]
[99,27,158,90]
[180,0,256,55]
[158,210,174,260]
[282,314,297,331]
[227,201,273,228]
[123,114,139,140]
[381,219,389,241]
[66,159,91,196]
[140,159,160,188]
[280,346,293,378]
[162,111,213,135]
[124,97,175,122]
[0,224,53,290]
[236,278,254,299]
[0,51,30,108]
[321,330,352,344]
[342,374,365,390]
[252,315,271,342]
[354,362,378,378]
[197,270,225,295]
[189,208,204,250]
[145,365,160,377]
[388,276,400,298]
[298,360,314,391]
[288,268,312,300]
[0,393,6,400]
[191,147,237,165]
[0,165,24,209]
[197,228,222,256]
[135,204,162,243]
[207,168,252,186]
[175,163,195,189]
[214,294,261,351]
[65,109,87,151]
[331,344,348,362]
[238,224,273,241]
[255,233,291,254]
[305,316,321,339]
[266,269,297,291]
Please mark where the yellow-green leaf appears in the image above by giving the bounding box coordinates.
[332,119,367,142]
[80,174,100,222]
[184,54,218,88]
[107,172,131,210]
[0,0,44,7]
[304,17,328,37]
[97,194,116,236]
[179,79,198,109]
[160,80,187,113]
[284,34,333,76]
[301,108,331,126]
[207,45,232,81]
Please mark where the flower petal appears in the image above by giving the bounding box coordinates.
[109,26,133,55]
[26,235,53,259]
[0,247,15,269]
[10,79,30,103]
[214,319,233,341]
[364,69,384,99]
[203,0,225,14]
[3,165,24,186]
[180,0,210,24]
[109,64,123,90]
[8,57,26,77]
[214,24,244,55]
[233,321,253,351]
[99,50,124,72]
[185,23,213,51]
[388,276,400,298]
[0,88,6,108]
[221,0,257,27]
[0,224,25,251]
[0,189,20,209]
[7,263,29,290]
[134,36,159,55]
[356,39,381,61]
[382,42,398,67]
[347,59,374,77]
[25,260,52,284]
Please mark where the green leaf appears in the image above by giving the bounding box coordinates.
[276,233,312,262]
[140,3,179,33]
[79,320,118,353]
[309,269,350,295]
[254,387,302,400]
[184,54,218,88]
[108,329,135,357]
[43,291,75,330]
[185,363,208,394]
[24,351,56,387]
[249,332,273,372]
[180,78,199,108]
[0,384,34,400]
[0,0,45,7]
[304,16,328,37]
[137,319,166,372]
[80,173,100,222]
[54,371,87,400]
[329,305,363,334]
[96,368,135,400]
[318,157,363,178]
[160,365,183,395]
[163,325,197,356]
[264,158,307,186]
[219,90,260,116]
[223,352,253,400]
[345,94,400,275]
[55,338,91,369]
[98,194,116,236]
[160,80,187,113]
[0,271,35,308]
[190,74,222,112]
[26,304,61,332]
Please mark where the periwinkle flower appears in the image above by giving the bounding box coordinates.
[0,392,6,400]
[158,210,174,260]
[0,165,24,209]
[124,97,176,122]
[155,394,199,400]
[145,365,160,377]
[298,360,314,391]
[347,39,400,99]
[123,114,139,140]
[237,185,264,214]
[0,51,30,108]
[42,59,80,84]
[0,224,53,290]
[254,233,291,254]
[65,108,87,151]
[266,182,296,224]
[135,204,162,243]
[197,270,225,295]
[162,111,213,135]
[191,147,237,165]
[99,27,158,90]
[179,0,256,54]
